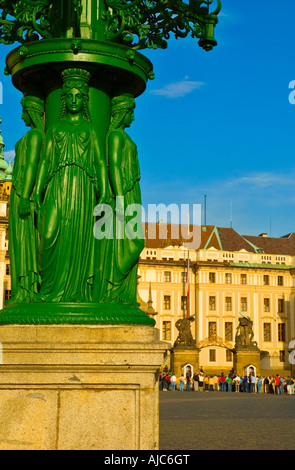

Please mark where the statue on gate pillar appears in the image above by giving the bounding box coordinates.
[174,316,196,348]
[235,314,258,350]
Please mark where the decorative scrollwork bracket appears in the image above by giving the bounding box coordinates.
[0,0,221,51]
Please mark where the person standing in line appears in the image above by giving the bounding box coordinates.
[257,377,263,393]
[213,375,219,391]
[193,372,199,392]
[179,374,185,391]
[234,375,240,392]
[275,375,281,394]
[239,376,243,392]
[185,367,192,392]
[198,372,204,391]
[226,376,232,392]
[279,376,285,395]
[219,375,226,392]
[209,376,215,391]
[250,374,257,393]
[263,376,268,393]
[186,376,191,392]
[286,377,293,395]
[170,373,177,391]
[204,375,209,392]
[270,376,275,393]
[162,371,169,391]
[166,372,172,390]
[243,376,249,393]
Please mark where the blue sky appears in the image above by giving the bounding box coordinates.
[1,1,295,238]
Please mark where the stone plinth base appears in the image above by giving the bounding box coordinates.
[171,347,199,378]
[233,349,261,377]
[0,324,167,450]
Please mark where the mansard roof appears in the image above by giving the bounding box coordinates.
[242,233,295,256]
[143,223,295,256]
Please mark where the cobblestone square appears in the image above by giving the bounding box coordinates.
[159,391,295,450]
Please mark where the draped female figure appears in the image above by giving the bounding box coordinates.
[9,96,45,303]
[35,68,107,302]
[94,94,144,304]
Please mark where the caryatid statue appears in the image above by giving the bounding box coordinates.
[9,95,45,303]
[0,0,221,325]
[35,68,107,304]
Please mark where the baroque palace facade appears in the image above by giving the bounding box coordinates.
[138,223,295,375]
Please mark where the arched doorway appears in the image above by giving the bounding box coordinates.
[245,364,256,377]
[183,363,194,378]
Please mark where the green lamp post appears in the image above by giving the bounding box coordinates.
[0,0,221,325]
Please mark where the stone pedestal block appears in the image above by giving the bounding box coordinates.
[0,324,167,450]
[233,349,261,377]
[171,347,199,378]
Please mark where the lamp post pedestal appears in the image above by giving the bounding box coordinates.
[0,324,167,450]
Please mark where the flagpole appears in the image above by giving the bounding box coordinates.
[187,213,190,318]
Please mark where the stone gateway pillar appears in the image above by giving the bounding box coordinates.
[233,315,261,377]
[171,316,200,379]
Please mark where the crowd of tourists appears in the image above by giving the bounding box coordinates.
[159,366,295,395]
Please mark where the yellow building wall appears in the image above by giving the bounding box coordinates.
[138,247,295,375]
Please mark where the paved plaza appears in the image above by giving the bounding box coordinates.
[159,391,295,450]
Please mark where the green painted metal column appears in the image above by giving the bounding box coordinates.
[0,0,221,325]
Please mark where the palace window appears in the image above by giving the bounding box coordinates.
[164,271,171,282]
[225,322,233,341]
[278,276,284,286]
[223,252,234,259]
[262,255,272,263]
[208,322,217,339]
[263,275,269,286]
[209,272,216,283]
[209,349,216,362]
[263,323,271,342]
[181,296,187,311]
[241,297,247,312]
[209,296,216,311]
[264,298,270,312]
[162,321,171,341]
[5,264,10,275]
[279,350,285,363]
[225,273,232,284]
[278,323,286,342]
[226,350,233,362]
[278,298,284,314]
[240,274,247,284]
[164,295,171,310]
[225,297,232,311]
[4,290,11,302]
[181,272,186,283]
